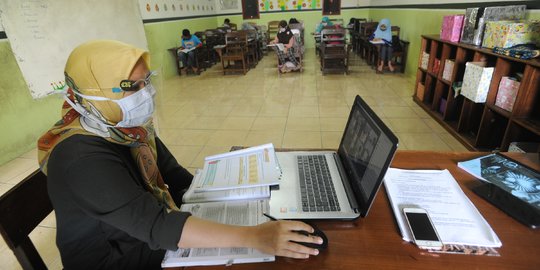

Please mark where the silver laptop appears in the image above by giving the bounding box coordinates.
[270,95,398,220]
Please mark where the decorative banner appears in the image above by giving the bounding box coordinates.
[258,0,323,11]
[139,0,215,20]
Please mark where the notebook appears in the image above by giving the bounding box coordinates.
[269,95,399,220]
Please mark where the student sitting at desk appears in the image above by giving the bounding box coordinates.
[315,16,333,34]
[178,29,202,75]
[38,40,322,270]
[370,18,395,73]
[270,20,300,73]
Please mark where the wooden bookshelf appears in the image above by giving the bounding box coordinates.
[414,35,540,152]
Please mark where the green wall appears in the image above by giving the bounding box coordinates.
[0,41,63,165]
[0,8,539,166]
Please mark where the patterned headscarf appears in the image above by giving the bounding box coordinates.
[37,40,179,211]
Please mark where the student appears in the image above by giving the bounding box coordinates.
[37,40,322,270]
[178,29,202,75]
[223,18,231,28]
[371,18,395,73]
[270,20,300,73]
[315,16,333,33]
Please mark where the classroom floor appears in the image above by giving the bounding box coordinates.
[0,50,468,269]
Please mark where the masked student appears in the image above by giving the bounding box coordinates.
[38,40,323,270]
[315,16,333,33]
[178,29,202,75]
[270,20,301,73]
[370,18,395,73]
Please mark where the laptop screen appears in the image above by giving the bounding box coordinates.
[338,95,398,217]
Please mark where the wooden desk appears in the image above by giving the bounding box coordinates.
[182,151,540,269]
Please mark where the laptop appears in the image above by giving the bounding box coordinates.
[269,95,399,220]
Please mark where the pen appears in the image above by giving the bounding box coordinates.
[263,213,278,221]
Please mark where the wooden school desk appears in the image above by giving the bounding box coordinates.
[174,151,540,270]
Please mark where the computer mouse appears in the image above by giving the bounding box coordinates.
[291,224,328,250]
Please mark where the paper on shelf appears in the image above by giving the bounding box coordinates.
[194,143,281,192]
[384,168,502,247]
[161,200,274,267]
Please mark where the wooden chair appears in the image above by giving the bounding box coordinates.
[204,29,223,65]
[229,23,238,31]
[220,31,249,75]
[267,21,280,43]
[358,22,378,60]
[369,26,410,73]
[243,29,259,67]
[0,169,53,270]
[319,28,349,75]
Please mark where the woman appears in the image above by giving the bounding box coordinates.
[270,20,300,73]
[38,40,322,269]
[179,29,202,75]
[371,18,395,73]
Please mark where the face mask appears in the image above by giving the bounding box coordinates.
[279,27,286,32]
[65,83,156,128]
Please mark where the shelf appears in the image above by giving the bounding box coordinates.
[414,35,540,152]
[486,103,511,119]
[440,78,452,86]
[513,119,540,136]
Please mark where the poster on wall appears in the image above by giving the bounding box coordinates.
[323,0,341,15]
[139,0,216,20]
[242,0,260,19]
[220,0,238,10]
[0,0,148,99]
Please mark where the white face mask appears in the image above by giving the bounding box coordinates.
[279,27,286,32]
[65,83,156,128]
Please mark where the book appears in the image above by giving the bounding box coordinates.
[458,153,540,211]
[182,170,270,203]
[384,168,502,253]
[161,200,274,267]
[179,47,197,53]
[193,143,281,192]
[369,39,385,44]
[267,43,285,51]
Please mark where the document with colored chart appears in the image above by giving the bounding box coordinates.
[193,143,281,192]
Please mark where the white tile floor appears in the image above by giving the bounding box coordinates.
[0,50,469,269]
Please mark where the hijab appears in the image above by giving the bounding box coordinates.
[37,40,180,211]
[374,18,393,42]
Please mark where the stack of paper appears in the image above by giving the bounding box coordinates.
[161,144,281,267]
[384,168,502,248]
[193,143,281,192]
[161,200,274,267]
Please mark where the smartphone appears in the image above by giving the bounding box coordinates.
[403,208,443,250]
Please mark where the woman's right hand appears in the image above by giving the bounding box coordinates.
[249,220,323,259]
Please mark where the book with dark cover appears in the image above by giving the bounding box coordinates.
[458,153,540,228]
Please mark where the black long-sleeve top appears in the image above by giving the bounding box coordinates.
[47,134,193,270]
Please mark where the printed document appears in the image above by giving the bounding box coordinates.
[161,200,274,267]
[384,168,501,247]
[267,43,285,51]
[179,47,196,53]
[194,144,281,192]
[183,170,270,203]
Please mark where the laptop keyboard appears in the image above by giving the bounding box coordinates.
[297,155,341,212]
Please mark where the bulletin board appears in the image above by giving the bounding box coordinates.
[0,0,148,99]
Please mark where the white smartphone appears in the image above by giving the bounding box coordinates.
[403,207,443,250]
